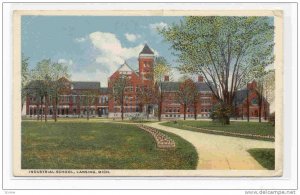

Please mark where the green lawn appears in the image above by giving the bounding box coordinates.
[248,148,275,170]
[22,121,198,169]
[162,120,275,141]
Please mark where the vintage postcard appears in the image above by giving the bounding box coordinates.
[13,9,283,176]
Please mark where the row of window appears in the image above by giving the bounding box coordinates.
[30,95,108,104]
[165,114,210,118]
[29,107,108,116]
[113,107,140,113]
[164,108,212,113]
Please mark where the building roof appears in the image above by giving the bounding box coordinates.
[115,61,138,76]
[99,87,108,94]
[196,82,212,91]
[139,44,154,55]
[161,82,180,92]
[234,89,248,104]
[161,81,213,92]
[71,81,100,90]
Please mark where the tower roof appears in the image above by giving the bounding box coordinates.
[139,44,154,55]
[115,61,138,76]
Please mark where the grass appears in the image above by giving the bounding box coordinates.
[22,121,198,169]
[248,148,275,170]
[161,120,275,141]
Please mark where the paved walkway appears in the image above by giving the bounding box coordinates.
[145,122,275,170]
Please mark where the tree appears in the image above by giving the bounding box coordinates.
[30,59,70,122]
[263,70,275,120]
[153,56,171,121]
[159,16,274,124]
[176,79,198,120]
[251,69,275,122]
[136,86,156,119]
[21,54,31,111]
[109,74,130,121]
[31,59,53,122]
[81,90,98,120]
[191,82,199,120]
[251,44,274,122]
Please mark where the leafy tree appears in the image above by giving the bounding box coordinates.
[251,69,275,122]
[153,56,171,121]
[81,90,98,120]
[109,74,130,121]
[176,79,198,120]
[31,59,53,122]
[250,43,274,122]
[159,16,274,124]
[30,59,70,122]
[263,70,275,120]
[210,102,232,125]
[136,85,156,119]
[50,64,70,122]
[21,54,31,111]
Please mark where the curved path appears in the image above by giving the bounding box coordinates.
[145,122,274,170]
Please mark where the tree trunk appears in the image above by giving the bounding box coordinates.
[224,116,230,125]
[264,90,268,120]
[158,83,163,122]
[87,106,90,120]
[247,90,250,122]
[121,93,124,121]
[258,95,262,123]
[158,92,162,122]
[146,104,149,119]
[37,102,40,121]
[234,101,237,120]
[45,95,48,122]
[40,96,43,122]
[241,106,244,120]
[54,96,58,122]
[223,103,230,125]
[194,101,197,120]
[183,103,186,120]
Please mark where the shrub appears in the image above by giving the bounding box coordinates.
[129,115,146,123]
[268,112,275,126]
[210,103,232,125]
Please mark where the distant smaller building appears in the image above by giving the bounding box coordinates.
[233,81,270,119]
[160,75,218,119]
[25,78,109,118]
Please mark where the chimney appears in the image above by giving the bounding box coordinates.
[198,75,204,83]
[164,75,169,82]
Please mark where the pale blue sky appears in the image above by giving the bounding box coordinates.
[22,16,182,86]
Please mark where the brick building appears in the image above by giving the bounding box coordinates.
[234,81,270,119]
[24,44,270,120]
[107,44,155,118]
[25,78,109,118]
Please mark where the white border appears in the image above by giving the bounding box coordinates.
[1,1,298,191]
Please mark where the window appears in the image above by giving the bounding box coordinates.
[201,98,211,104]
[135,85,140,92]
[65,96,69,103]
[125,85,133,92]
